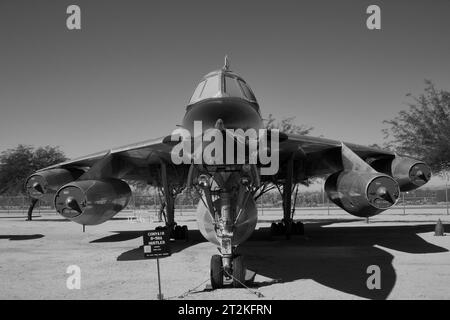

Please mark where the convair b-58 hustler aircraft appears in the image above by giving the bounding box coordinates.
[25,57,431,288]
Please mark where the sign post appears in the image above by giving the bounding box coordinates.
[143,229,171,300]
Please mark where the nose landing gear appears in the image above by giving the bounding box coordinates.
[210,252,247,289]
[209,191,248,289]
[210,254,224,289]
[196,168,257,290]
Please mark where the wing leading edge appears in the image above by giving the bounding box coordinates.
[274,133,396,181]
[38,135,179,182]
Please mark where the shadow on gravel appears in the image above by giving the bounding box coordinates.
[0,234,44,240]
[115,230,207,261]
[91,219,448,300]
[90,230,144,243]
[88,229,207,261]
[242,220,448,300]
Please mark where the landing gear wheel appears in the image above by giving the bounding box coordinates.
[173,225,181,239]
[277,222,284,234]
[291,221,299,234]
[232,255,246,288]
[168,225,189,240]
[296,221,304,235]
[210,255,224,289]
[181,225,189,241]
[285,221,292,240]
[270,222,277,236]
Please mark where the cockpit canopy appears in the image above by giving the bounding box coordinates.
[188,69,258,106]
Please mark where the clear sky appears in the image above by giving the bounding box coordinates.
[1,0,449,159]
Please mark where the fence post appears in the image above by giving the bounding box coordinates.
[445,172,449,215]
[402,193,406,215]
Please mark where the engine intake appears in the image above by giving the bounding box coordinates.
[54,178,131,225]
[25,168,84,202]
[325,171,400,217]
[391,157,431,191]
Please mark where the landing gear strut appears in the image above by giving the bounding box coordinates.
[197,166,257,289]
[271,154,305,238]
[158,160,189,241]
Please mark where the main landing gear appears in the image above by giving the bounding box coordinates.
[271,154,305,239]
[271,219,304,237]
[155,223,189,241]
[157,160,189,241]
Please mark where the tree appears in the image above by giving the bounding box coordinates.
[0,145,67,195]
[383,80,450,172]
[264,114,313,135]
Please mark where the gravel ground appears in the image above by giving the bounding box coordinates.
[0,210,449,300]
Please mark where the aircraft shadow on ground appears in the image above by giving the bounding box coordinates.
[0,234,44,240]
[242,220,448,300]
[90,230,207,261]
[91,219,448,300]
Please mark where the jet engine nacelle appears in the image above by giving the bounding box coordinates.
[54,178,131,225]
[25,168,85,202]
[325,171,400,217]
[370,156,431,192]
[390,157,431,192]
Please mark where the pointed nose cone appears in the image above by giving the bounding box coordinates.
[32,182,44,194]
[410,163,432,187]
[416,170,430,183]
[66,197,82,214]
[377,186,396,205]
[377,186,387,196]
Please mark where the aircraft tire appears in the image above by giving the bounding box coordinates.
[173,225,181,239]
[291,221,298,234]
[232,255,246,288]
[277,222,284,234]
[210,255,224,289]
[297,222,304,235]
[270,223,278,236]
[182,225,188,241]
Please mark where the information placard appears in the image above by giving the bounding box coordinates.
[143,229,171,259]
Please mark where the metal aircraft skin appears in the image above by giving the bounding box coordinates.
[25,57,431,288]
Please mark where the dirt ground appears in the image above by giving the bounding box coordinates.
[1,209,449,300]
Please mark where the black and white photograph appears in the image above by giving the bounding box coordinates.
[1,0,450,306]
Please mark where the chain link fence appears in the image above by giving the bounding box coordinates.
[1,190,448,217]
